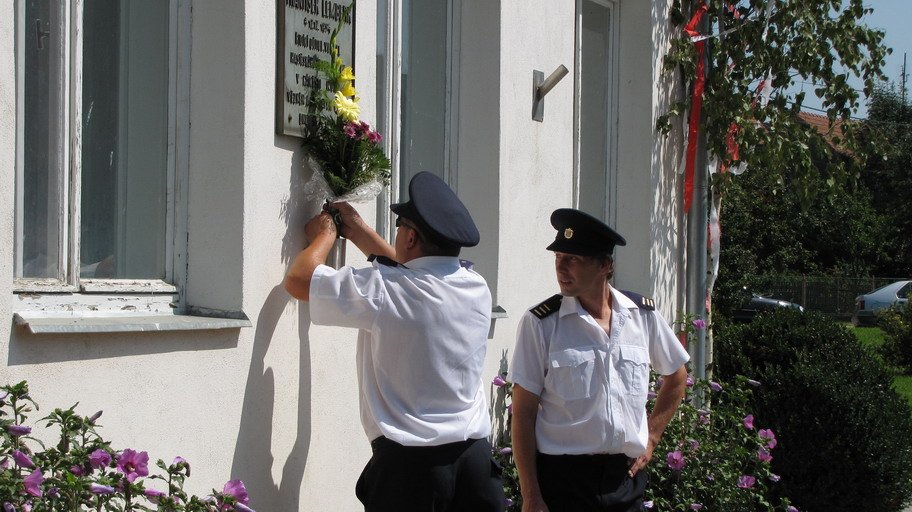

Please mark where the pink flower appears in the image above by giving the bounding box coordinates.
[787,506,799,512]
[692,318,706,330]
[698,410,711,425]
[737,475,756,489]
[688,439,700,451]
[757,448,773,463]
[223,480,249,505]
[12,451,34,469]
[144,488,166,500]
[746,379,761,387]
[492,375,507,387]
[686,375,695,387]
[759,428,777,449]
[89,449,111,469]
[358,121,371,134]
[743,414,755,430]
[88,410,103,423]
[709,381,723,392]
[89,483,115,495]
[690,504,703,511]
[498,447,512,455]
[666,450,685,471]
[367,131,383,144]
[23,469,43,497]
[70,465,85,476]
[7,425,31,436]
[770,473,781,482]
[116,449,150,482]
[343,123,358,138]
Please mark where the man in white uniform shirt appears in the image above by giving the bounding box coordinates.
[509,208,690,512]
[284,172,505,511]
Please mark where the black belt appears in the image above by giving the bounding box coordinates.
[370,436,480,452]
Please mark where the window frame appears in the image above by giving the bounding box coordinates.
[13,0,190,303]
[375,0,461,242]
[573,0,620,225]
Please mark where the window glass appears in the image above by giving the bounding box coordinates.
[20,0,66,279]
[80,0,170,279]
[399,0,448,199]
[577,0,613,219]
[898,282,911,299]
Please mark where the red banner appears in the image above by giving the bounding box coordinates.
[683,2,708,213]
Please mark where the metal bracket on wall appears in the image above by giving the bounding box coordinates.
[532,65,569,122]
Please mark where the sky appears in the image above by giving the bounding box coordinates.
[794,0,911,118]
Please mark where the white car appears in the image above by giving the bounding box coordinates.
[852,280,911,326]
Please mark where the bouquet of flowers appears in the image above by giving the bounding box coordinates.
[302,1,391,203]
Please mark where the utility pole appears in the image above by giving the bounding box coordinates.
[901,52,907,113]
[686,8,711,384]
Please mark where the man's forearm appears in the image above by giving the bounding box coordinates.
[648,366,688,445]
[284,230,336,300]
[511,386,544,502]
[347,225,395,260]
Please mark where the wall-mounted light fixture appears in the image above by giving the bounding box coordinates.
[532,64,569,122]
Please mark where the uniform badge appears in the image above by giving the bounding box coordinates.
[564,228,574,239]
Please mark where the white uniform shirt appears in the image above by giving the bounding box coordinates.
[508,287,690,457]
[310,256,493,446]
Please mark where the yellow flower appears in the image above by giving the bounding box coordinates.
[341,81,356,97]
[333,91,360,122]
[340,66,355,81]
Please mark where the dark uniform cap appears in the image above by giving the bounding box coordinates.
[545,208,626,256]
[390,171,480,248]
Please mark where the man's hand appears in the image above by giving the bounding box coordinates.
[327,201,365,239]
[627,443,654,477]
[305,212,337,243]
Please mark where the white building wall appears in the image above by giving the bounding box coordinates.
[0,1,686,510]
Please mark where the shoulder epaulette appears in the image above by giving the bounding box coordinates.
[530,294,563,319]
[619,290,656,311]
[367,254,400,267]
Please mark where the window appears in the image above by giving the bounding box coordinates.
[14,0,184,294]
[574,0,619,224]
[376,0,460,238]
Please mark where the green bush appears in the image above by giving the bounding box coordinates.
[716,309,912,512]
[878,300,912,372]
[0,381,255,511]
[646,377,795,512]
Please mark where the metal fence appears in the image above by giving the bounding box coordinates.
[747,276,909,319]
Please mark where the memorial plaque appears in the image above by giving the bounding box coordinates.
[277,0,355,137]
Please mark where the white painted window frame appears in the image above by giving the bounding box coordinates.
[13,0,191,308]
[375,0,461,241]
[573,0,620,226]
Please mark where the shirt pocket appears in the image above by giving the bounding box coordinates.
[617,345,650,396]
[546,349,597,402]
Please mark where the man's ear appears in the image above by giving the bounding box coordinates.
[405,230,419,250]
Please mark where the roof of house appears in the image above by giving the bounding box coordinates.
[797,111,847,153]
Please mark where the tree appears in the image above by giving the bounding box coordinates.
[661,0,890,198]
[659,0,891,376]
[860,82,912,277]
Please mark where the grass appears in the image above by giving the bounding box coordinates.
[845,322,912,409]
[853,325,887,350]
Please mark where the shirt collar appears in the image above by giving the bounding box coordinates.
[558,286,637,318]
[401,256,464,272]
